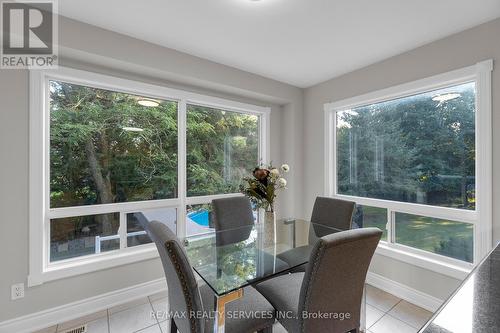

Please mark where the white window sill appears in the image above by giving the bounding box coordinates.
[375,243,472,280]
[28,244,159,286]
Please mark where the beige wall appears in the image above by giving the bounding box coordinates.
[0,17,304,321]
[304,18,500,299]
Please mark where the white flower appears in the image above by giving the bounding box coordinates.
[279,178,287,187]
[270,168,280,176]
[281,164,290,172]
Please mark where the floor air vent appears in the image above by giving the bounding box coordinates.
[62,325,87,333]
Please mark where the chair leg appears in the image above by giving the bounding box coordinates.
[170,318,177,333]
[257,326,273,333]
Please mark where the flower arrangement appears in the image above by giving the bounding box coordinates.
[240,163,290,212]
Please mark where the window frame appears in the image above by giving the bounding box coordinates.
[324,60,493,279]
[29,66,270,286]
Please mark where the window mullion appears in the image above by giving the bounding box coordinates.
[333,194,477,224]
[46,199,181,219]
[119,212,127,249]
[387,210,395,244]
[185,193,244,206]
[178,100,187,239]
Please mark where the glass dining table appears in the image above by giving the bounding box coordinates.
[183,218,367,333]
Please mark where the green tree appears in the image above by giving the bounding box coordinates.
[49,81,259,240]
[336,83,475,209]
[186,105,259,196]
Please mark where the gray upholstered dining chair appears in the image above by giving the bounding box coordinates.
[211,196,254,228]
[211,196,289,276]
[211,196,254,242]
[310,196,356,232]
[141,220,275,333]
[256,228,382,333]
[278,196,357,273]
[211,196,254,278]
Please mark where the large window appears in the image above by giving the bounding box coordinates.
[29,67,269,285]
[337,82,475,210]
[325,61,492,275]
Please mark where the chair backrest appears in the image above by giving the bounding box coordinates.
[311,197,356,232]
[140,220,204,333]
[299,228,382,333]
[211,196,254,246]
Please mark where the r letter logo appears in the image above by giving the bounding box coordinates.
[1,0,58,68]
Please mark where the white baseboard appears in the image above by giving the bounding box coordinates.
[366,272,443,312]
[0,278,167,333]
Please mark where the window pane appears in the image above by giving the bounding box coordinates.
[126,208,177,247]
[395,212,473,262]
[336,82,476,210]
[50,213,119,262]
[49,80,178,208]
[353,205,387,241]
[186,104,259,196]
[187,203,214,236]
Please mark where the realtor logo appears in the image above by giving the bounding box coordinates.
[1,0,58,68]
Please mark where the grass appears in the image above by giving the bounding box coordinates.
[395,213,473,262]
[359,206,473,262]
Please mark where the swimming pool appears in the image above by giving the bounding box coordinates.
[187,209,210,227]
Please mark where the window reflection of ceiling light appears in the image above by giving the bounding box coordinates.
[137,99,160,107]
[122,127,144,132]
[432,92,461,103]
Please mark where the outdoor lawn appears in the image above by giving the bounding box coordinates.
[359,206,473,263]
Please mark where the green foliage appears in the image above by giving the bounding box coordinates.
[50,81,178,208]
[185,233,260,293]
[50,81,260,209]
[337,83,476,210]
[50,81,259,241]
[186,105,259,196]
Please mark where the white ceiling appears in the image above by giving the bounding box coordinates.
[59,0,500,88]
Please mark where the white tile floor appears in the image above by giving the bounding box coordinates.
[33,285,432,333]
[365,285,433,333]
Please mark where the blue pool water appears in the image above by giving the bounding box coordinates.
[188,210,210,227]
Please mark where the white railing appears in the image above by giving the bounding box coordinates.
[95,231,147,254]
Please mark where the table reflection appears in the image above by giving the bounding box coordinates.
[184,219,342,295]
